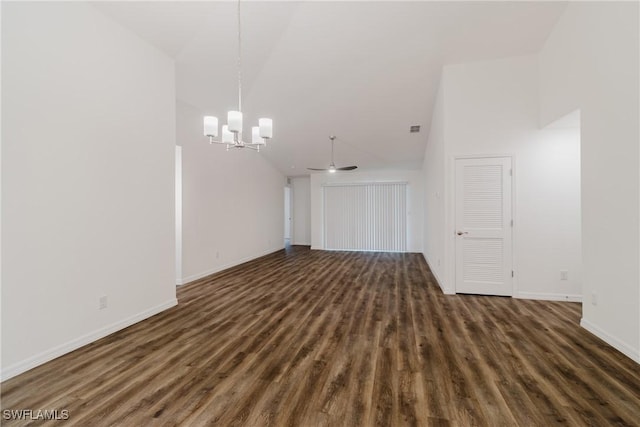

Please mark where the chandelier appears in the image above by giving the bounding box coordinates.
[203,0,273,151]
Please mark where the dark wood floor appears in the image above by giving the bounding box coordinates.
[2,247,639,426]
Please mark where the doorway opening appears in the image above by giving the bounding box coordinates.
[175,145,183,285]
[284,186,291,247]
[533,109,582,301]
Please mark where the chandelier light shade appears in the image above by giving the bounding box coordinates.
[251,126,261,144]
[203,0,273,151]
[259,118,273,138]
[221,125,234,144]
[203,116,218,137]
[227,111,243,133]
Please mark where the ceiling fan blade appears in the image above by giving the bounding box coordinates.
[307,136,358,172]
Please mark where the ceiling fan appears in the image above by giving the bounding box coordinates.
[307,136,358,173]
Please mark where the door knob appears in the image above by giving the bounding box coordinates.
[457,231,468,236]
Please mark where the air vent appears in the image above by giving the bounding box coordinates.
[410,125,421,133]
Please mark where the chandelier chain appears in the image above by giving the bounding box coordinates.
[331,137,335,164]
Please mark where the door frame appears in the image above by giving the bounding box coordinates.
[175,145,183,285]
[447,154,516,296]
[284,185,292,241]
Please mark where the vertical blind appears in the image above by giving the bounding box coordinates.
[323,182,407,252]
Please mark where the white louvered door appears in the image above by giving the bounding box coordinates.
[455,157,512,296]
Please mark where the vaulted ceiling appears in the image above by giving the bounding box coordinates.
[94,1,567,175]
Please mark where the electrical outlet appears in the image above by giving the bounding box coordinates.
[99,295,108,310]
[437,258,441,267]
[216,251,220,259]
[591,292,597,306]
[560,270,568,281]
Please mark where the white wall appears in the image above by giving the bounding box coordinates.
[539,2,639,362]
[441,55,582,301]
[310,170,424,252]
[423,82,447,291]
[291,176,311,246]
[177,101,285,283]
[2,2,177,380]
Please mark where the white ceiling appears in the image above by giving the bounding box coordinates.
[93,1,567,175]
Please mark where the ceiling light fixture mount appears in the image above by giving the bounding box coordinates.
[203,0,273,151]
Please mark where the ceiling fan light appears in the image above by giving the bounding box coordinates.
[203,116,218,137]
[228,111,243,133]
[221,125,234,143]
[259,118,273,139]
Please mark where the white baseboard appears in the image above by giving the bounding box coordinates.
[515,292,583,302]
[319,248,410,253]
[580,318,640,364]
[1,298,178,382]
[180,246,283,285]
[422,253,454,295]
